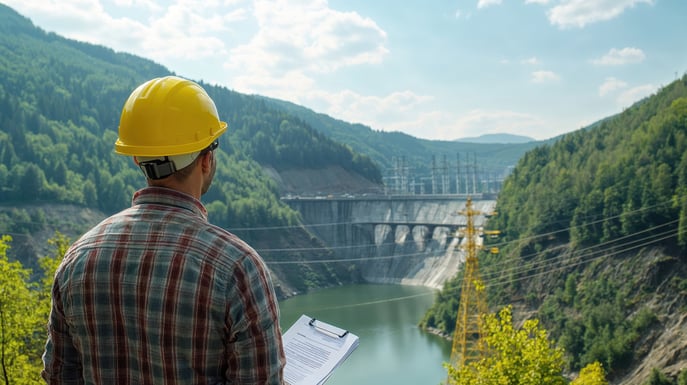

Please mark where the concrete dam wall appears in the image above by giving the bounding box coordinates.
[285,196,497,289]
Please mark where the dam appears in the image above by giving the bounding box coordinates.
[283,195,497,289]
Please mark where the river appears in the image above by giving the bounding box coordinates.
[278,284,451,385]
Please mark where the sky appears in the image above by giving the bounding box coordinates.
[3,0,687,141]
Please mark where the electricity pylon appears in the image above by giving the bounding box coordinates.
[448,197,497,379]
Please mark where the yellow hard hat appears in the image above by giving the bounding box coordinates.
[115,76,227,157]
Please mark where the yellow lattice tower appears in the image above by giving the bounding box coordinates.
[448,197,492,377]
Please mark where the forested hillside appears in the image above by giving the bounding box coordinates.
[421,75,687,384]
[0,3,384,293]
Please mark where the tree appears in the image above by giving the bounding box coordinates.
[446,306,566,385]
[644,368,673,385]
[0,235,43,384]
[18,163,46,201]
[572,361,608,385]
[678,369,687,385]
[82,179,98,207]
[0,232,68,385]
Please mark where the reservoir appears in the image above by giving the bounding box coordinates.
[279,284,451,385]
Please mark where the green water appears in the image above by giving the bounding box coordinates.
[279,284,451,385]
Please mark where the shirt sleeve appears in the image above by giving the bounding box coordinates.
[42,279,84,385]
[224,253,286,385]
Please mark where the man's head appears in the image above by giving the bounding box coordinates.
[114,76,227,187]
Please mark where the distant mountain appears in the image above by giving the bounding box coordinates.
[258,96,544,191]
[456,133,536,144]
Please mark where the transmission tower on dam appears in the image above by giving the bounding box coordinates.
[382,152,506,195]
[448,197,499,379]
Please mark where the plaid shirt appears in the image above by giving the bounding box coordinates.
[42,187,285,385]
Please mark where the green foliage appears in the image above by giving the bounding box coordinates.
[647,368,687,385]
[419,269,464,335]
[492,87,687,250]
[571,361,608,385]
[0,235,47,384]
[678,369,687,385]
[0,232,68,384]
[538,275,658,373]
[446,306,566,385]
[644,368,674,385]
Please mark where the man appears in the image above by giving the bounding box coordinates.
[42,76,286,384]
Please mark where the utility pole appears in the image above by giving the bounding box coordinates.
[472,153,478,195]
[448,197,499,382]
[464,153,470,196]
[455,153,461,195]
[432,155,438,195]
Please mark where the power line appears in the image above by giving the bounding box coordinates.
[309,291,436,311]
[275,226,683,312]
[480,219,679,280]
[484,227,681,289]
[3,197,681,269]
[265,249,438,264]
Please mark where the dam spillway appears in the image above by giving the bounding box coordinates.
[283,195,497,289]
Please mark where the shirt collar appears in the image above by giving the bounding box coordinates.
[132,186,208,221]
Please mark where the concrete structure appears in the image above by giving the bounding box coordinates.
[283,195,497,289]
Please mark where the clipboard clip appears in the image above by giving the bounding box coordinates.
[309,318,349,338]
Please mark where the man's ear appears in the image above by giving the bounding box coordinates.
[200,151,213,172]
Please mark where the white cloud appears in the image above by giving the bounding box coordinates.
[521,57,540,65]
[531,70,560,83]
[4,0,111,37]
[525,0,550,4]
[592,47,646,66]
[477,0,502,9]
[232,70,317,99]
[336,106,550,141]
[3,0,244,62]
[599,77,628,96]
[139,3,238,60]
[225,0,389,96]
[111,0,161,10]
[312,89,434,129]
[616,84,656,107]
[548,0,654,29]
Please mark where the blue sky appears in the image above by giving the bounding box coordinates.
[4,0,686,141]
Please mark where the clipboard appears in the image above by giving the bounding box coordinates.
[282,314,360,385]
[308,318,349,338]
